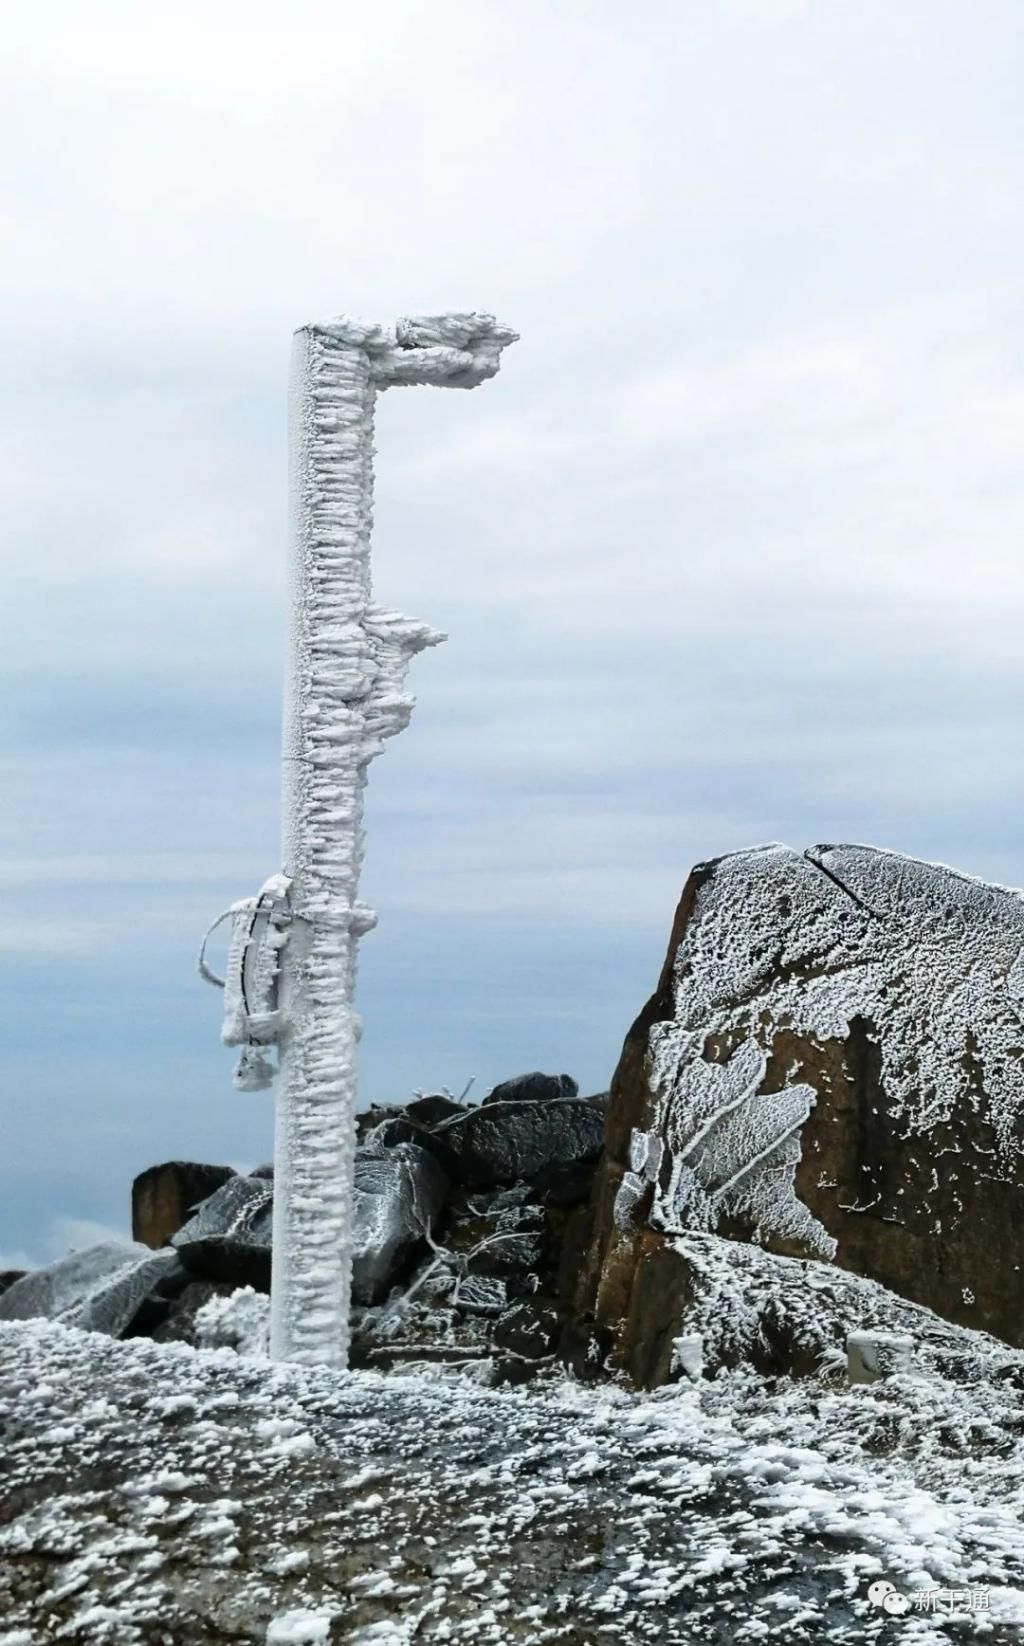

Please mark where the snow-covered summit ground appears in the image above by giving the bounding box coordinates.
[1,1318,1023,1643]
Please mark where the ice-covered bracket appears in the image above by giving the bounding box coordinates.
[198,873,296,1092]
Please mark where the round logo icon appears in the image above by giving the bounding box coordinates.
[883,1590,911,1616]
[868,1581,896,1607]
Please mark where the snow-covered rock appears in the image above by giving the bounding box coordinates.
[439,1098,604,1188]
[2,1317,1024,1641]
[580,1229,1011,1389]
[847,1329,915,1384]
[481,1071,579,1106]
[172,1175,274,1289]
[0,1241,185,1338]
[351,1142,449,1304]
[151,1280,237,1344]
[583,842,1024,1362]
[193,1284,270,1356]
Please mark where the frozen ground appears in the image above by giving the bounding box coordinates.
[1,1319,1023,1644]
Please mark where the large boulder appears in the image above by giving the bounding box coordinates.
[171,1175,274,1291]
[439,1100,604,1189]
[580,843,1024,1365]
[351,1142,449,1304]
[482,1072,578,1106]
[154,1142,449,1313]
[0,1242,186,1338]
[574,1228,1016,1390]
[350,1177,580,1381]
[132,1161,236,1249]
[403,1093,469,1127]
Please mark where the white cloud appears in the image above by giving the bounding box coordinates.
[0,1247,35,1274]
[717,0,810,23]
[0,849,261,889]
[0,1216,130,1274]
[4,0,1024,1252]
[47,1217,129,1258]
[0,917,115,956]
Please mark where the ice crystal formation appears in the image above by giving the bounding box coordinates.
[622,843,1024,1258]
[200,314,516,1368]
[4,1315,1024,1642]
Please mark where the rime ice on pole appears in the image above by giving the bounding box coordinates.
[200,314,516,1368]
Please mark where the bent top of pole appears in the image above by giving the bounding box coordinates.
[293,311,519,389]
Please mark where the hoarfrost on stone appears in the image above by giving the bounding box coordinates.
[3,1316,1024,1641]
[641,843,1024,1257]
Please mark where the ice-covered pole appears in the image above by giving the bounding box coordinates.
[271,313,517,1366]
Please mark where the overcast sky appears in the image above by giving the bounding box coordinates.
[2,0,1023,1265]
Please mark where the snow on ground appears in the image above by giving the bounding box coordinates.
[2,1319,1023,1643]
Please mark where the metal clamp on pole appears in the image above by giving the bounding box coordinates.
[198,873,295,1091]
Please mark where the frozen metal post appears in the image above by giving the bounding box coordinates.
[201,313,516,1367]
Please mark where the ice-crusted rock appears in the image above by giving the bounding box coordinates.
[580,842,1024,1360]
[576,1229,1008,1389]
[171,1175,274,1290]
[0,1241,185,1338]
[349,1179,585,1381]
[482,1071,579,1106]
[362,1114,460,1175]
[4,1317,1024,1641]
[404,1092,470,1127]
[847,1329,915,1384]
[132,1160,236,1249]
[440,1099,604,1188]
[168,1148,451,1311]
[150,1280,236,1345]
[193,1284,270,1356]
[351,1141,449,1304]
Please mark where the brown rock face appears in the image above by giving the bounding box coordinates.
[580,843,1024,1372]
[131,1161,236,1250]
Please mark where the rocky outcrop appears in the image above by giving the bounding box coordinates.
[438,1099,603,1188]
[0,1242,187,1338]
[132,1161,236,1249]
[572,1229,1008,1390]
[171,1175,275,1289]
[579,843,1024,1371]
[350,1176,592,1382]
[350,1141,449,1304]
[481,1072,578,1106]
[3,1073,600,1378]
[8,1317,1024,1643]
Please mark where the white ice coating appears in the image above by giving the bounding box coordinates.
[634,843,1024,1260]
[271,313,516,1366]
